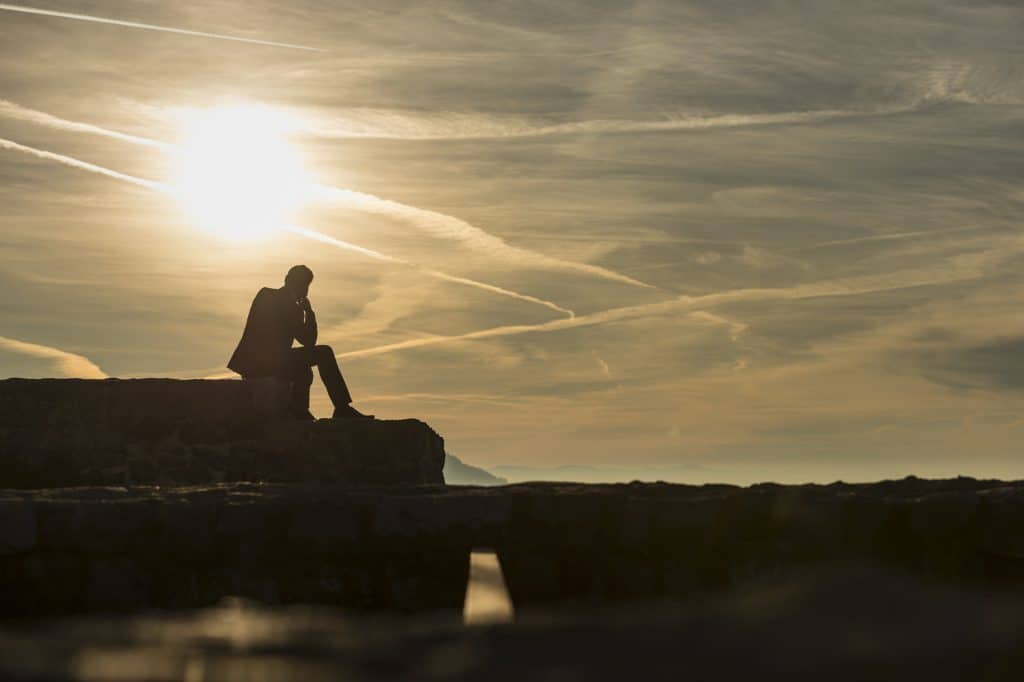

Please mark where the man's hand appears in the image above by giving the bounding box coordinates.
[298,297,314,314]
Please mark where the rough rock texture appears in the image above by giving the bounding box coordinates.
[0,379,445,487]
[2,478,1024,616]
[4,568,1024,681]
[0,484,469,617]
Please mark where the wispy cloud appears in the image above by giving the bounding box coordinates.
[286,224,573,315]
[0,336,106,378]
[592,351,612,379]
[307,105,914,141]
[0,137,163,191]
[0,137,574,316]
[0,100,167,149]
[338,249,1004,361]
[0,100,653,290]
[0,3,322,51]
[314,185,653,288]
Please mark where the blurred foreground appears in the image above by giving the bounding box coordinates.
[3,564,1024,681]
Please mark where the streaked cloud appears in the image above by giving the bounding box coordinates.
[314,185,653,288]
[1,100,649,289]
[306,104,914,141]
[0,3,321,51]
[0,100,166,149]
[0,137,574,315]
[0,137,163,191]
[0,336,106,378]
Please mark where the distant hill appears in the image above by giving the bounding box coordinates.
[443,454,507,486]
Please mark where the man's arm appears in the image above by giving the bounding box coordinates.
[296,297,318,347]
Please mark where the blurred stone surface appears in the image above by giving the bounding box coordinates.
[3,566,1024,681]
[2,478,1024,616]
[0,379,445,487]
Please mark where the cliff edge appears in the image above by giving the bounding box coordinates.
[0,378,446,487]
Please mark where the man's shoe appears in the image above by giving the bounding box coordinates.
[333,405,374,420]
[291,409,316,421]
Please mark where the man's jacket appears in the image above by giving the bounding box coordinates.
[228,287,315,378]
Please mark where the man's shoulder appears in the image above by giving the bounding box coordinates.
[254,286,281,301]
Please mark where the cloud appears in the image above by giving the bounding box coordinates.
[305,105,913,141]
[0,137,163,191]
[0,4,322,51]
[286,224,573,315]
[911,336,1024,393]
[0,136,574,316]
[314,185,653,288]
[5,0,1024,481]
[0,336,106,378]
[592,351,612,379]
[0,100,650,290]
[0,100,166,149]
[338,245,1008,361]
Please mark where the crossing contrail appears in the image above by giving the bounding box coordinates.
[0,99,652,290]
[0,137,164,191]
[0,99,168,149]
[285,224,574,316]
[337,253,1000,361]
[308,106,912,141]
[0,137,573,316]
[313,185,656,289]
[0,3,322,51]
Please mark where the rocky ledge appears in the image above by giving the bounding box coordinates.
[2,478,1024,617]
[0,379,445,487]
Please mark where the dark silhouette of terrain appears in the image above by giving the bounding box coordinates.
[5,564,1024,681]
[229,264,371,420]
[0,378,445,487]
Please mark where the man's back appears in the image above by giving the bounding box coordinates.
[228,287,301,378]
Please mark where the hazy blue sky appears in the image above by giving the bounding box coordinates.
[1,1,1022,483]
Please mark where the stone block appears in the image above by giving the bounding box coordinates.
[0,379,446,488]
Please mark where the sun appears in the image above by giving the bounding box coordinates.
[169,103,312,240]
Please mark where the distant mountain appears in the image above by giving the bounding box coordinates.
[443,454,507,486]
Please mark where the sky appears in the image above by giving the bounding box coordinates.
[1,0,1023,484]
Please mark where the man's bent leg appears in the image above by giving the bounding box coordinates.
[285,350,315,417]
[311,345,353,407]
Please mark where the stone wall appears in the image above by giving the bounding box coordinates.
[0,379,445,487]
[2,478,1024,617]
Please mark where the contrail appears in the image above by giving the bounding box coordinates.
[0,100,653,290]
[0,137,164,191]
[337,254,1000,360]
[285,225,574,315]
[0,100,167,149]
[314,185,655,289]
[0,138,574,316]
[0,4,322,51]
[307,105,914,141]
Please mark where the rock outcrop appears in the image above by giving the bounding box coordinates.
[2,477,1024,616]
[0,379,445,487]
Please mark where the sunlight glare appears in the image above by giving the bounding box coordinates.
[170,104,312,240]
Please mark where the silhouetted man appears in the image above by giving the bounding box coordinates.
[228,265,371,420]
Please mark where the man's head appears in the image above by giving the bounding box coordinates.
[284,264,314,299]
